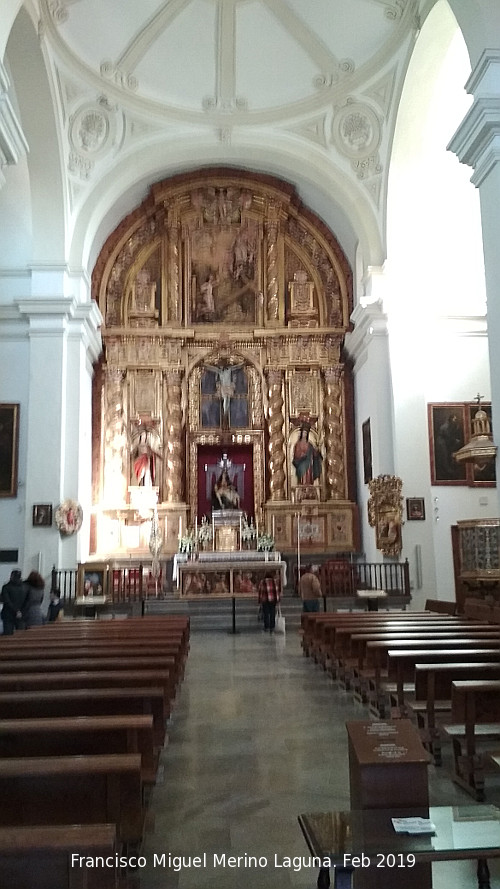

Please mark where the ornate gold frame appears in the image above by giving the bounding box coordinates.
[367,474,403,557]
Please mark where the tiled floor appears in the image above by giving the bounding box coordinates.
[138,628,500,888]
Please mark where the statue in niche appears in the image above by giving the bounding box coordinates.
[212,468,241,510]
[131,425,162,486]
[292,425,323,486]
[133,269,156,313]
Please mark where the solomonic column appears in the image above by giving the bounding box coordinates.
[163,369,184,502]
[265,207,280,322]
[322,366,346,499]
[166,210,181,324]
[266,368,286,500]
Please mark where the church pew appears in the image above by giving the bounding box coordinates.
[0,650,180,694]
[0,824,123,889]
[0,669,174,714]
[301,611,453,661]
[333,623,481,686]
[358,632,500,714]
[386,648,500,715]
[442,679,500,800]
[410,663,500,766]
[0,686,167,746]
[0,754,144,847]
[0,714,158,785]
[322,618,460,673]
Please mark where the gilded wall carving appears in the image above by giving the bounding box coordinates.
[91,169,358,554]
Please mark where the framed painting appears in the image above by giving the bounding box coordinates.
[77,562,108,598]
[33,503,53,527]
[428,404,468,485]
[406,497,425,521]
[0,403,20,497]
[362,418,372,484]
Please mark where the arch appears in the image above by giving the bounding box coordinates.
[70,136,382,276]
[5,8,66,264]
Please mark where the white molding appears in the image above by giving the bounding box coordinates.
[0,61,29,169]
[448,97,500,188]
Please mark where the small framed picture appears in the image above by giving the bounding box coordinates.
[32,503,53,527]
[407,497,425,521]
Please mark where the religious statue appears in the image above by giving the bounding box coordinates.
[212,468,241,510]
[204,362,244,426]
[132,427,161,486]
[292,426,323,486]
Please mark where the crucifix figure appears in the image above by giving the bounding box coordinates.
[204,362,244,426]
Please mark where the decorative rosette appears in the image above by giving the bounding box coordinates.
[55,499,83,536]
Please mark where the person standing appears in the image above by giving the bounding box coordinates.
[258,570,280,633]
[1,569,29,635]
[299,565,322,613]
[46,589,64,622]
[24,570,45,627]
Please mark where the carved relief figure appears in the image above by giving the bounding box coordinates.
[191,225,258,324]
[203,363,245,428]
[292,426,323,486]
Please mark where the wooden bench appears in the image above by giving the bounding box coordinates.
[411,664,500,766]
[386,648,500,716]
[0,686,167,746]
[442,679,500,800]
[0,668,174,714]
[361,636,500,715]
[0,754,144,847]
[0,824,122,889]
[0,714,158,785]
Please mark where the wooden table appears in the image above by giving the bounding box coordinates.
[298,805,500,889]
[355,590,388,612]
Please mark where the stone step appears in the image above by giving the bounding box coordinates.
[143,594,303,632]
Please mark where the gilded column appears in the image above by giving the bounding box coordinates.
[266,368,286,500]
[323,366,346,499]
[166,210,180,324]
[265,206,280,322]
[163,368,184,502]
[103,367,127,505]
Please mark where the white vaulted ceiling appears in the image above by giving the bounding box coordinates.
[6,1,428,268]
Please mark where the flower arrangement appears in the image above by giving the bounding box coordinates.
[178,530,195,554]
[257,532,275,552]
[241,514,257,544]
[197,516,212,547]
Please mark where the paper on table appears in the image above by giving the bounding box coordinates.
[392,817,436,835]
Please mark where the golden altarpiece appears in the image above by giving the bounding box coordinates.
[90,170,359,566]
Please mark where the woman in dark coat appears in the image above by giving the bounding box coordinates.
[24,570,45,627]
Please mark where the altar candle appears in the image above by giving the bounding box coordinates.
[178,516,182,541]
[239,515,242,550]
[212,513,215,550]
[272,516,276,540]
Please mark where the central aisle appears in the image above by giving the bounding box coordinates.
[139,629,500,889]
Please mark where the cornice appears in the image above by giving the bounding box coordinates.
[448,97,500,188]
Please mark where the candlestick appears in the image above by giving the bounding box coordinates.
[272,515,276,540]
[212,512,215,551]
[239,515,243,550]
[178,516,182,541]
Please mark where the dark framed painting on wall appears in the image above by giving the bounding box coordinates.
[0,403,20,497]
[362,418,372,484]
[428,402,496,487]
[407,497,425,521]
[32,504,53,527]
[428,403,468,485]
